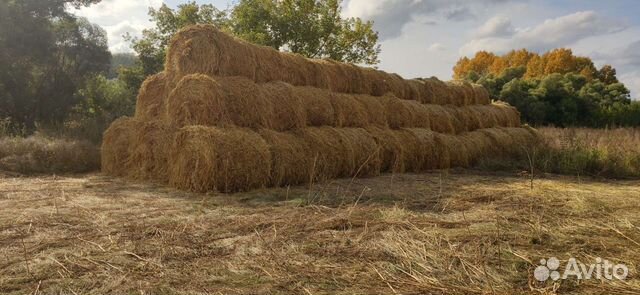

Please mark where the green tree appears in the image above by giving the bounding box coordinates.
[0,0,109,130]
[231,0,380,64]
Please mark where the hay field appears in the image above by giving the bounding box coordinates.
[1,171,638,294]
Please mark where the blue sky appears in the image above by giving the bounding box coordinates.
[75,0,640,98]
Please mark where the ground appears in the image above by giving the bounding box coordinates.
[0,171,639,294]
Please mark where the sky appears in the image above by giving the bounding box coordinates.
[74,0,640,98]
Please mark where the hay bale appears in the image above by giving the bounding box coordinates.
[101,117,139,176]
[335,128,381,177]
[353,95,387,127]
[404,129,437,170]
[329,93,368,127]
[472,84,491,105]
[294,86,335,126]
[135,72,168,121]
[383,96,414,129]
[423,105,456,134]
[433,133,470,168]
[166,74,231,127]
[403,100,431,129]
[262,81,307,131]
[366,127,405,172]
[128,120,177,181]
[168,126,271,193]
[258,129,312,186]
[165,25,258,89]
[295,127,350,180]
[393,129,423,172]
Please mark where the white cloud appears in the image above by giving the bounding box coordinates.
[73,0,164,53]
[428,43,446,51]
[593,40,640,99]
[460,11,628,55]
[474,16,514,38]
[344,0,512,40]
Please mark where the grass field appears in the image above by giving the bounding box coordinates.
[1,170,638,294]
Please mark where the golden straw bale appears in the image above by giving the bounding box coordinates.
[262,81,307,131]
[365,127,405,172]
[445,81,466,106]
[294,86,335,126]
[165,25,258,89]
[353,95,388,127]
[382,96,414,129]
[335,128,381,177]
[295,127,350,180]
[218,76,275,128]
[135,72,168,121]
[407,79,427,103]
[393,129,423,172]
[404,128,437,170]
[166,74,231,127]
[316,59,351,93]
[425,78,454,105]
[101,117,139,176]
[472,84,491,105]
[492,102,521,127]
[258,129,312,186]
[128,120,178,182]
[168,126,271,193]
[433,133,471,168]
[455,107,484,132]
[403,100,431,129]
[329,93,368,127]
[423,105,456,134]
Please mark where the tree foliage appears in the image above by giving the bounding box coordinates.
[0,0,110,130]
[457,49,637,127]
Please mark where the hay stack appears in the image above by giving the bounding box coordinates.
[101,24,537,194]
[165,25,490,106]
[165,73,517,133]
[168,126,271,193]
[135,72,168,121]
[101,117,139,176]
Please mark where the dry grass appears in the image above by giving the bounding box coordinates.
[0,134,99,174]
[1,171,638,294]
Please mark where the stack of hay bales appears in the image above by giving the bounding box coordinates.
[102,25,539,193]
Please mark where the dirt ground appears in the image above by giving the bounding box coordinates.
[0,170,639,294]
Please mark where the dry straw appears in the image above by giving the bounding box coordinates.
[165,74,518,133]
[135,72,168,121]
[168,126,271,193]
[165,25,489,106]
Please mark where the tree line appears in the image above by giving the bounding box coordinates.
[454,49,640,127]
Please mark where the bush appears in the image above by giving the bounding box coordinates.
[0,134,100,174]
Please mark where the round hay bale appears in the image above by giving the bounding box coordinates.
[166,74,231,127]
[406,79,426,102]
[168,126,271,193]
[455,106,484,132]
[366,127,405,173]
[258,129,312,187]
[353,95,387,127]
[262,81,307,131]
[329,93,368,127]
[294,86,335,126]
[403,100,431,129]
[218,76,275,129]
[135,72,168,121]
[433,133,470,168]
[404,128,437,171]
[101,117,139,176]
[383,96,414,129]
[472,84,491,105]
[423,105,456,134]
[128,120,178,182]
[295,127,350,180]
[335,128,381,177]
[394,129,423,172]
[165,25,258,89]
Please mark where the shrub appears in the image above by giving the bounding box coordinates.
[0,134,100,174]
